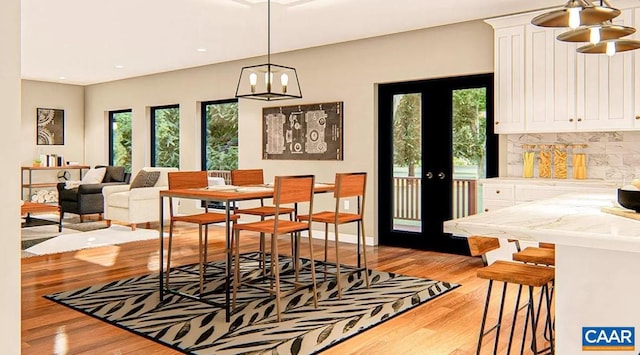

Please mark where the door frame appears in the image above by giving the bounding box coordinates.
[377,73,498,254]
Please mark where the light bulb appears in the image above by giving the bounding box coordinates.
[249,73,257,93]
[265,71,273,91]
[569,7,581,29]
[280,73,289,93]
[589,27,601,44]
[606,41,616,56]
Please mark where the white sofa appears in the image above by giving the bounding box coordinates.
[103,167,178,230]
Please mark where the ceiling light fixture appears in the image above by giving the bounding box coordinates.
[235,0,302,101]
[531,0,620,29]
[532,0,640,56]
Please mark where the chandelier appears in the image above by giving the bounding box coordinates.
[235,0,302,100]
[531,0,640,56]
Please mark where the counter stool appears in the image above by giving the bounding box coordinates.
[468,236,555,355]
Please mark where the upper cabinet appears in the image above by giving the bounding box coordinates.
[486,4,640,134]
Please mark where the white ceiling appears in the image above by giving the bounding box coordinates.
[21,0,564,85]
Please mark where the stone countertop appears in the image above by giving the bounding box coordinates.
[443,191,640,253]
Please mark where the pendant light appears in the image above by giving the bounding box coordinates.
[531,0,620,29]
[577,39,640,56]
[556,23,635,43]
[235,0,302,101]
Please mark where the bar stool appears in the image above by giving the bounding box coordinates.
[468,236,555,354]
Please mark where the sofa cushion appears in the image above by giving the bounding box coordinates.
[96,165,126,183]
[81,167,107,184]
[108,191,130,208]
[130,170,161,189]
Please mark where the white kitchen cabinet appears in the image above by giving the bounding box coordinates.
[489,6,639,133]
[480,178,616,212]
[485,16,526,133]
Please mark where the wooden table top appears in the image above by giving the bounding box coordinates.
[21,201,59,215]
[161,183,335,202]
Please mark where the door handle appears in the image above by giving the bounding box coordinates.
[425,172,433,179]
[437,172,445,180]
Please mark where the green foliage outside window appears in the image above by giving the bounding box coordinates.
[393,94,421,177]
[452,88,486,176]
[154,107,180,168]
[205,102,238,170]
[112,111,132,172]
[392,89,486,177]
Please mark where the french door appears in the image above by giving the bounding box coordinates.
[378,74,497,254]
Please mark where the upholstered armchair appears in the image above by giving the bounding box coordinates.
[57,165,130,222]
[103,167,178,230]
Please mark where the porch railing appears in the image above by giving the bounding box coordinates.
[393,177,477,221]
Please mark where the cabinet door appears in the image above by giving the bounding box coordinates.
[576,11,634,131]
[525,25,577,132]
[494,26,525,133]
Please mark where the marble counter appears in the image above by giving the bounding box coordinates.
[444,191,640,253]
[444,191,640,354]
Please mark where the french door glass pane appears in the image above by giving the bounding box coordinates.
[452,88,487,218]
[111,111,132,172]
[392,93,422,232]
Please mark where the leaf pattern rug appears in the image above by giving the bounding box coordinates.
[45,252,459,354]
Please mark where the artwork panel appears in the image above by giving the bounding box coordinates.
[36,108,65,145]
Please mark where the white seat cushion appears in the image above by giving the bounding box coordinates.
[109,191,130,209]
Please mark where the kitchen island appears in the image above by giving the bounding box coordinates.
[444,191,640,354]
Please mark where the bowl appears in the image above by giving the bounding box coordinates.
[617,188,640,212]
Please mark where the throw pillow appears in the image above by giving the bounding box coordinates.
[80,167,107,185]
[130,170,161,189]
[96,165,125,183]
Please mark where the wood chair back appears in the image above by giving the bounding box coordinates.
[274,175,315,206]
[467,236,501,266]
[231,169,264,186]
[168,171,208,190]
[334,172,366,217]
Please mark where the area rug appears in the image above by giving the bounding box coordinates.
[45,253,459,354]
[24,224,160,257]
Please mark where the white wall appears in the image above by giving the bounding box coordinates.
[82,20,494,244]
[21,80,85,192]
[0,0,22,351]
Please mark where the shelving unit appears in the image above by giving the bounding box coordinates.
[21,165,90,202]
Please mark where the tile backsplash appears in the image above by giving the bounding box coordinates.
[507,132,640,182]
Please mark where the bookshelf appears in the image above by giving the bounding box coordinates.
[21,165,90,202]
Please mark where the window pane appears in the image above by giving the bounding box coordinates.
[203,101,238,171]
[152,106,180,168]
[110,110,132,172]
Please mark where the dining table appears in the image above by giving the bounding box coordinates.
[158,182,335,322]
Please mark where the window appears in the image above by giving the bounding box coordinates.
[200,100,238,171]
[150,105,180,168]
[109,109,132,172]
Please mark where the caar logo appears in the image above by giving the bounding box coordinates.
[582,327,635,351]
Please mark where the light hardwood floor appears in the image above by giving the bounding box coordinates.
[22,223,553,354]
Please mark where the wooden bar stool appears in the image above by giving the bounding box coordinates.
[468,236,555,355]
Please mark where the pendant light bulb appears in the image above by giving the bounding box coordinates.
[280,73,289,93]
[569,7,581,29]
[606,41,616,56]
[589,27,601,44]
[249,73,258,93]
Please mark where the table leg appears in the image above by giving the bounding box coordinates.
[159,196,165,301]
[225,200,232,322]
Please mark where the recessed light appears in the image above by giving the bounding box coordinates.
[115,65,125,69]
[196,48,207,52]
[58,76,66,80]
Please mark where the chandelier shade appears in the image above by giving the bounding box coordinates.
[557,24,635,42]
[235,0,302,101]
[577,38,640,55]
[531,0,620,28]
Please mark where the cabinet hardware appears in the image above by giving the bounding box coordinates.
[484,208,489,212]
[425,172,433,179]
[437,172,445,179]
[569,118,574,122]
[495,121,500,125]
[496,190,500,194]
[577,118,582,122]
[635,116,640,120]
